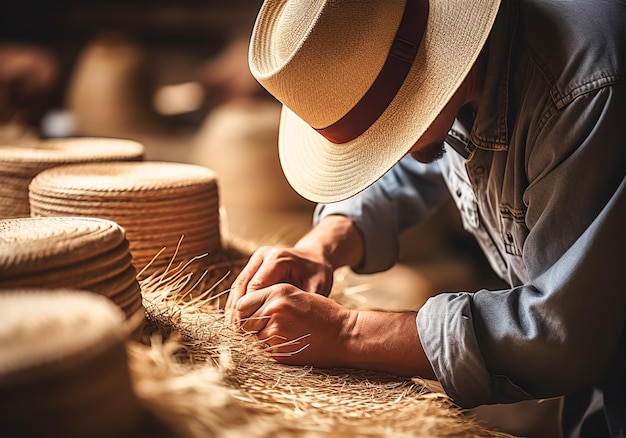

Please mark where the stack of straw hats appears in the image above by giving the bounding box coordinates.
[0,289,161,438]
[0,217,143,319]
[0,137,144,219]
[29,161,222,277]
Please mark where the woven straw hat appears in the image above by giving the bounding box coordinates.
[249,0,501,203]
[0,289,156,437]
[0,137,144,218]
[0,217,143,318]
[28,161,222,278]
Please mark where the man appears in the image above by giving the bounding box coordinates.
[224,0,626,436]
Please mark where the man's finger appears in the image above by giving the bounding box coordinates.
[236,287,270,320]
[224,252,265,319]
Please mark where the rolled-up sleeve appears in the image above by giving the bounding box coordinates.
[417,293,534,406]
[419,173,626,406]
[314,155,450,273]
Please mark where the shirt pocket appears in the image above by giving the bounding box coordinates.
[498,204,528,257]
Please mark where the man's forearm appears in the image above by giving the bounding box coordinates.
[341,309,436,379]
[294,214,365,270]
[295,215,434,379]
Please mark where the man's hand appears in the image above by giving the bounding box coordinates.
[221,215,437,378]
[234,283,356,368]
[225,215,363,324]
[234,282,435,378]
[224,245,333,324]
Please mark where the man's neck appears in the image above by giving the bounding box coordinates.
[464,47,488,113]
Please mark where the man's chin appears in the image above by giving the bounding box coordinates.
[410,143,446,164]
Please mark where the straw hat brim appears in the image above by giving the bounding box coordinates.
[0,137,144,166]
[276,0,501,203]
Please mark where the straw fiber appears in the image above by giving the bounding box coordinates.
[28,161,222,279]
[128,254,513,438]
[0,217,143,318]
[0,137,144,218]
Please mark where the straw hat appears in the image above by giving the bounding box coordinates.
[0,217,143,319]
[65,32,158,137]
[28,161,222,278]
[248,0,501,203]
[0,289,163,438]
[0,137,144,218]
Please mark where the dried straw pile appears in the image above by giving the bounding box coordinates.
[130,256,512,438]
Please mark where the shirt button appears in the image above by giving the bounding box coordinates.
[475,166,485,175]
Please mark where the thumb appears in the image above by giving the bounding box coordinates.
[236,288,272,321]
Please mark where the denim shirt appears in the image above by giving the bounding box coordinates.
[314,0,626,435]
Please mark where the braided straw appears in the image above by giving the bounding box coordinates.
[0,216,125,275]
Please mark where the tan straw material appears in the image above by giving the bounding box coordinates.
[27,190,219,215]
[0,289,126,378]
[127,258,512,437]
[0,137,144,164]
[249,0,501,203]
[0,137,144,218]
[0,240,132,289]
[0,289,150,438]
[28,161,223,279]
[0,217,125,275]
[29,161,218,200]
[0,217,143,318]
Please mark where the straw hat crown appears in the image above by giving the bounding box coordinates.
[250,0,406,129]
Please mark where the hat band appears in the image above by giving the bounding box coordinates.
[315,0,429,144]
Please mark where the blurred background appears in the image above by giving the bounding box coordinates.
[0,1,560,436]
